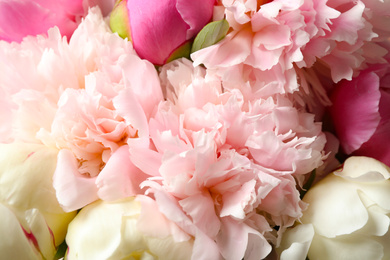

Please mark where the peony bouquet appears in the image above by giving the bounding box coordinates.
[1,0,390,259]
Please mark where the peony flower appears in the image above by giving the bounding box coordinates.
[0,0,119,43]
[191,0,341,97]
[313,0,390,82]
[0,143,76,260]
[277,156,390,260]
[66,196,194,260]
[0,0,85,42]
[110,0,216,65]
[329,57,390,166]
[0,8,163,212]
[129,59,327,259]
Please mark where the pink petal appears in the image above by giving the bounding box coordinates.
[127,0,188,65]
[216,217,271,260]
[0,0,82,42]
[220,179,256,219]
[330,72,381,154]
[136,195,191,241]
[354,87,390,165]
[53,149,98,212]
[176,0,215,38]
[96,145,148,201]
[119,54,163,119]
[179,192,220,238]
[191,229,221,260]
[113,88,149,142]
[191,30,252,68]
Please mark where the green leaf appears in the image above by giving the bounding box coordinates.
[191,19,229,53]
[166,41,192,64]
[54,240,68,259]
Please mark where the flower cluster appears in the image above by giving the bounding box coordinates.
[0,0,389,259]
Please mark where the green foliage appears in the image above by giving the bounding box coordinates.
[191,19,229,53]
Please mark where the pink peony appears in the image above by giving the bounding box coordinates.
[0,8,163,212]
[129,59,327,259]
[191,0,340,97]
[110,0,216,65]
[304,0,390,83]
[329,59,390,166]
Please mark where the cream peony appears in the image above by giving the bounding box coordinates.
[0,143,76,259]
[277,156,390,260]
[66,196,194,260]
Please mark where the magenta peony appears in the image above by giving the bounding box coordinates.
[0,0,117,43]
[0,0,85,42]
[110,0,215,65]
[329,59,390,166]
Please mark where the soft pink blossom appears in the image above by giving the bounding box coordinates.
[191,0,340,97]
[304,0,390,82]
[112,0,215,65]
[329,58,390,166]
[0,8,163,212]
[129,59,327,259]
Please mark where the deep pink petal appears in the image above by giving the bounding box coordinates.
[354,88,390,166]
[330,72,381,154]
[0,0,82,42]
[127,0,188,65]
[176,0,215,38]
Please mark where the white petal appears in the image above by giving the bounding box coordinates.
[309,234,384,260]
[0,204,41,260]
[278,224,315,260]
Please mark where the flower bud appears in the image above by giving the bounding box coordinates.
[110,0,216,65]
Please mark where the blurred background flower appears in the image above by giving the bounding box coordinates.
[0,0,116,42]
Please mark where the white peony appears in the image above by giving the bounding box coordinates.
[0,143,76,259]
[277,156,390,260]
[66,196,194,260]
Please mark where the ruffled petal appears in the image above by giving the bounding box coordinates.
[96,145,148,201]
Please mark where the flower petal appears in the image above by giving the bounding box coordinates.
[96,145,149,201]
[330,72,381,154]
[278,224,315,260]
[53,149,99,212]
